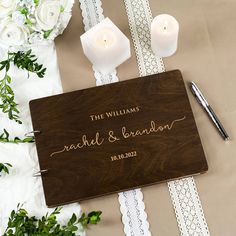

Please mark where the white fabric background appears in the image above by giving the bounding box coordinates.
[0,43,83,235]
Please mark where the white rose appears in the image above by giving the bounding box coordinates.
[0,0,16,18]
[35,0,61,31]
[0,18,29,46]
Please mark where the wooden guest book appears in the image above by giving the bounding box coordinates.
[30,70,208,207]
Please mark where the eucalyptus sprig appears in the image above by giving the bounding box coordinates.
[4,204,102,236]
[0,49,46,124]
[0,163,12,176]
[0,129,35,144]
[9,50,46,78]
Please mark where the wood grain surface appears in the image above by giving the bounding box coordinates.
[30,70,208,207]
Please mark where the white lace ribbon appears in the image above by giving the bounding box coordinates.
[168,178,209,236]
[118,189,151,236]
[123,0,165,76]
[123,0,210,235]
[78,1,151,235]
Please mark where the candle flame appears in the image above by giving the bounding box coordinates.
[103,34,109,48]
[163,20,168,32]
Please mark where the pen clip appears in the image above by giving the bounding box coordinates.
[190,82,208,108]
[190,85,202,106]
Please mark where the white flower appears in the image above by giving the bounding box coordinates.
[0,0,74,46]
[0,18,29,46]
[35,0,61,31]
[0,0,16,18]
[28,31,44,44]
[12,11,26,26]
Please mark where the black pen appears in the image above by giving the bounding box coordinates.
[189,82,230,141]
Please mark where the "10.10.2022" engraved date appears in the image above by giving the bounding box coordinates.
[110,151,137,161]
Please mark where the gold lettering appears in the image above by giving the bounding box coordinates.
[108,131,120,143]
[50,132,104,157]
[111,156,118,161]
[104,106,141,119]
[106,111,113,118]
[122,116,186,139]
[129,107,137,112]
[50,116,186,158]
[90,114,104,121]
[50,146,67,157]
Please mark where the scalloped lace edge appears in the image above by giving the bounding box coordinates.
[118,189,151,236]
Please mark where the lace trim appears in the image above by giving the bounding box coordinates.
[93,67,118,86]
[118,189,151,236]
[79,0,104,31]
[79,0,118,85]
[124,0,210,235]
[124,0,165,76]
[168,178,210,236]
[78,1,151,235]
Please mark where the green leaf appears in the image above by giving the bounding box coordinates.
[71,225,78,231]
[43,29,53,39]
[22,137,35,143]
[87,211,102,224]
[0,50,46,124]
[19,7,28,15]
[34,0,39,6]
[6,85,13,95]
[60,5,65,12]
[68,213,77,226]
[4,129,9,139]
[6,75,11,83]
[3,166,9,174]
[0,163,12,175]
[5,163,12,167]
[0,62,6,70]
[4,204,101,235]
[0,129,35,144]
[5,61,10,72]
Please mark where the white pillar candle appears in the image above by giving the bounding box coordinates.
[151,14,179,58]
[81,18,131,75]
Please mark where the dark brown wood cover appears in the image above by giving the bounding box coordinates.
[30,70,208,207]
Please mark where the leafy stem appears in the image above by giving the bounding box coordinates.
[0,163,12,176]
[0,49,46,124]
[4,204,102,235]
[9,50,46,78]
[0,54,20,123]
[0,129,35,144]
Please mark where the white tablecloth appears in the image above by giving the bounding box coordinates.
[0,43,83,235]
